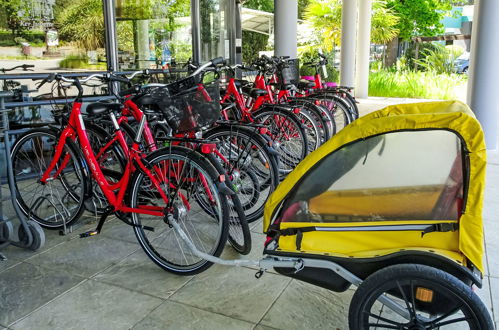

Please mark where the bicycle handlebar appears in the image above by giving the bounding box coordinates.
[1,64,35,73]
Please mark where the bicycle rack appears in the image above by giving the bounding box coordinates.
[0,91,44,259]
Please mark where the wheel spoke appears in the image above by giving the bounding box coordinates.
[366,312,404,326]
[432,316,471,328]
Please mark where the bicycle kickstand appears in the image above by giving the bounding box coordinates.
[80,206,114,238]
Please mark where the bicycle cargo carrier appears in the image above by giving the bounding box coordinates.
[150,78,221,133]
[264,100,487,273]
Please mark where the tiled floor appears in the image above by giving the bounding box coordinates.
[0,98,498,329]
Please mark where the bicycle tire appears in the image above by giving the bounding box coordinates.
[253,106,309,178]
[11,128,88,229]
[205,153,251,255]
[129,145,229,275]
[203,123,279,222]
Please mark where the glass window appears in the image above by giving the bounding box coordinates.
[200,0,231,62]
[116,0,192,69]
[280,130,464,223]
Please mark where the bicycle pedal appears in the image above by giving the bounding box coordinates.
[79,230,99,238]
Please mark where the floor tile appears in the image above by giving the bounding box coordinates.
[484,217,499,245]
[131,300,254,330]
[170,264,291,323]
[0,262,84,327]
[254,325,281,330]
[93,249,192,299]
[250,219,264,234]
[0,255,21,274]
[10,280,163,330]
[98,217,140,243]
[27,235,139,278]
[488,277,499,323]
[487,243,499,278]
[476,276,493,315]
[260,280,353,330]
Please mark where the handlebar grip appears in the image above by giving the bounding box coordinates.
[119,85,140,96]
[24,64,35,68]
[211,57,225,66]
[108,74,130,84]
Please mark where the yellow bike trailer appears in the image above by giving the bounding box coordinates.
[261,101,492,328]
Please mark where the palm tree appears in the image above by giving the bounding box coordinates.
[304,0,399,50]
[56,0,105,51]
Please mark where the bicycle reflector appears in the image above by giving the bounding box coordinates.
[200,143,216,154]
[415,287,434,303]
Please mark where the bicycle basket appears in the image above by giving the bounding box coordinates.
[278,59,300,85]
[151,81,221,133]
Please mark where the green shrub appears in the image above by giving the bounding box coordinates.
[368,69,466,100]
[298,50,339,82]
[0,29,45,47]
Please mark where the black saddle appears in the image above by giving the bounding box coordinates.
[297,80,315,90]
[86,102,122,116]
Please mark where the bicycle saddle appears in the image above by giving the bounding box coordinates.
[86,102,122,116]
[297,80,315,90]
[242,86,267,98]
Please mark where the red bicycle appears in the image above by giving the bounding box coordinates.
[11,72,230,274]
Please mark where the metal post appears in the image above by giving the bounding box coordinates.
[227,0,237,65]
[274,0,297,58]
[103,0,119,72]
[340,0,358,88]
[191,0,201,65]
[468,0,499,149]
[355,0,372,98]
[235,0,243,66]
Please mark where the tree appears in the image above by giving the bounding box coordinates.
[387,0,452,41]
[1,0,33,36]
[304,0,399,50]
[241,0,273,62]
[56,0,104,51]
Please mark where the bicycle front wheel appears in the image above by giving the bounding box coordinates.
[129,146,229,275]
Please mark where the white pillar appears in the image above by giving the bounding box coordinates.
[355,0,372,98]
[274,0,297,58]
[136,20,150,69]
[466,0,480,103]
[340,0,358,88]
[468,0,499,149]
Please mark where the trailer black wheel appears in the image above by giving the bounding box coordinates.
[0,220,14,248]
[18,220,45,251]
[349,264,493,330]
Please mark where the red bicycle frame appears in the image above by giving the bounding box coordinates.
[40,101,168,217]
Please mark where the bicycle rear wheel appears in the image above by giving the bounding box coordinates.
[253,106,309,178]
[203,124,279,222]
[11,128,88,229]
[129,146,229,275]
[205,153,251,255]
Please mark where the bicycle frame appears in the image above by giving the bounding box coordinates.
[40,100,168,217]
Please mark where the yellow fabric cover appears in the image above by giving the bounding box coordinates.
[263,100,486,272]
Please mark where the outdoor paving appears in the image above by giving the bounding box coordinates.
[0,97,498,329]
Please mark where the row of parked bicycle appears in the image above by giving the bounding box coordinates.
[9,54,357,274]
